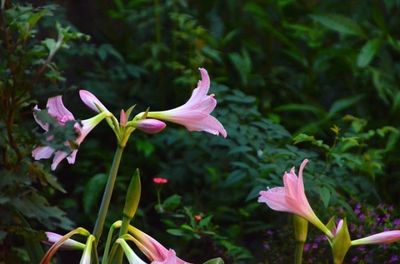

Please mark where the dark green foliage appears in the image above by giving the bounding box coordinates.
[0,3,87,262]
[3,0,400,263]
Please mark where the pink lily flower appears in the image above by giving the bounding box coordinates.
[44,232,85,250]
[32,96,108,170]
[146,68,227,138]
[258,159,333,237]
[351,230,400,246]
[129,226,190,264]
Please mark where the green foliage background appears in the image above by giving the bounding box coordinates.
[2,0,400,263]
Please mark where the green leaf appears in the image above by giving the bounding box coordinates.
[318,187,331,208]
[27,8,52,28]
[166,228,185,236]
[311,14,365,37]
[13,192,74,230]
[83,173,107,214]
[357,39,381,67]
[328,95,364,116]
[275,103,325,116]
[228,146,252,155]
[162,195,181,211]
[224,170,247,186]
[340,137,360,151]
[199,215,213,228]
[203,258,225,264]
[293,133,329,150]
[42,38,57,54]
[43,170,66,193]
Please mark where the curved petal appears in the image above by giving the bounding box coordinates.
[79,90,110,113]
[194,96,217,114]
[297,159,309,195]
[258,188,293,212]
[156,110,208,124]
[51,151,69,171]
[66,150,78,164]
[283,170,298,198]
[47,96,74,123]
[32,146,55,160]
[184,115,227,138]
[185,68,211,107]
[45,232,85,250]
[152,249,189,264]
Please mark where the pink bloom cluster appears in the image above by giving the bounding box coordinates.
[32,96,106,170]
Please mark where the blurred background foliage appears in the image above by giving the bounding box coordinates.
[2,0,400,263]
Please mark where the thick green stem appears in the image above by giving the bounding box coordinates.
[295,241,304,264]
[93,146,124,245]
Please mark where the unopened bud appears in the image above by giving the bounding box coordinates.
[135,119,166,134]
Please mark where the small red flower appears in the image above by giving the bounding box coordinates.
[153,177,168,184]
[194,215,202,222]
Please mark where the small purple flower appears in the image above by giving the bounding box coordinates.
[312,243,318,249]
[266,230,274,236]
[359,213,366,222]
[389,255,399,263]
[304,243,310,252]
[263,242,271,250]
[393,219,400,226]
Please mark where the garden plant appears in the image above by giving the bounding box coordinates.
[2,1,400,264]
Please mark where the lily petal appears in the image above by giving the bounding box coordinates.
[32,146,55,160]
[45,232,85,250]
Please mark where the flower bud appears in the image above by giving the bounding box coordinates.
[135,119,166,134]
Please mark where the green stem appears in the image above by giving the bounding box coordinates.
[295,241,304,264]
[93,146,125,245]
[102,221,121,264]
[114,216,132,263]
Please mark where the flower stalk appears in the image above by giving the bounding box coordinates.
[92,146,125,245]
[293,215,308,264]
[114,169,141,263]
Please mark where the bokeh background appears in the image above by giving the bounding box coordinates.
[2,0,400,263]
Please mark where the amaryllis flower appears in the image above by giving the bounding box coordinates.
[146,68,227,138]
[258,159,333,237]
[44,232,85,250]
[351,230,400,246]
[33,96,109,170]
[129,226,190,264]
